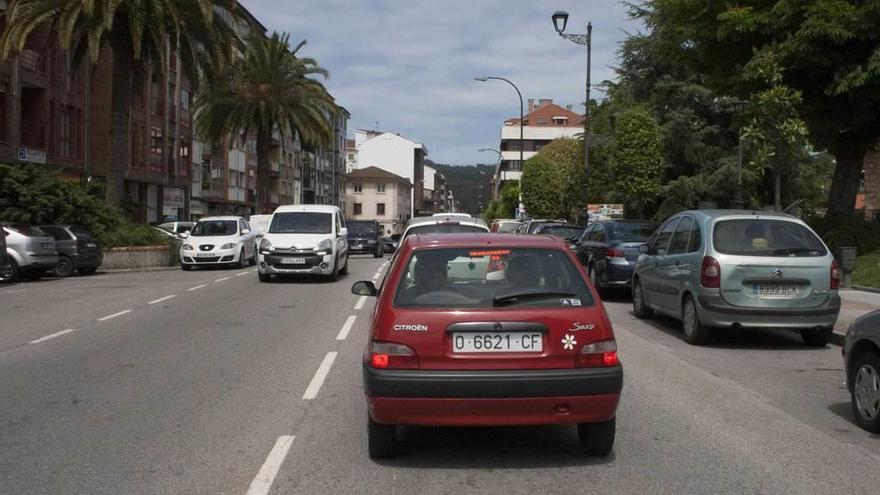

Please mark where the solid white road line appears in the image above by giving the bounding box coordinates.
[302,352,338,400]
[236,271,249,277]
[354,296,367,310]
[245,435,295,495]
[336,315,357,341]
[147,294,176,305]
[97,309,131,322]
[214,277,230,282]
[1,288,29,294]
[186,284,207,292]
[371,273,380,282]
[28,328,77,344]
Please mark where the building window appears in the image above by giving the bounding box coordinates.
[347,153,354,160]
[180,141,190,158]
[59,106,71,157]
[180,89,190,111]
[353,184,363,193]
[376,183,386,193]
[376,203,386,216]
[553,116,568,125]
[150,127,162,154]
[353,202,362,215]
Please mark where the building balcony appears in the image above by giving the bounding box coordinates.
[498,170,523,182]
[20,49,48,74]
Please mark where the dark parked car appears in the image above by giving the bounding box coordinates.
[39,225,103,277]
[517,219,566,234]
[575,220,657,294]
[843,310,880,433]
[382,234,401,254]
[532,223,583,241]
[346,219,383,258]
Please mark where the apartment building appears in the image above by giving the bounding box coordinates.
[422,165,452,214]
[345,166,411,235]
[493,98,584,198]
[352,129,426,217]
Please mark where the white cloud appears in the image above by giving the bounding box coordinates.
[240,0,638,164]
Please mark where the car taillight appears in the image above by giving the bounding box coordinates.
[487,255,506,272]
[700,256,721,288]
[575,340,619,368]
[368,341,419,369]
[75,239,86,251]
[606,247,625,258]
[831,260,840,290]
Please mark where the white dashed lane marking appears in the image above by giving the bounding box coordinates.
[97,309,131,322]
[186,284,207,292]
[236,271,249,277]
[148,294,176,305]
[214,277,230,283]
[28,328,77,344]
[302,352,338,400]
[245,435,295,495]
[354,296,367,310]
[336,315,357,341]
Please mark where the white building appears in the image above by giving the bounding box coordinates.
[345,166,412,235]
[352,129,427,217]
[494,98,584,198]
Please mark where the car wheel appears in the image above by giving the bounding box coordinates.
[578,418,615,456]
[258,271,272,283]
[0,260,18,283]
[632,279,653,319]
[851,351,880,433]
[181,263,192,271]
[25,269,45,281]
[239,248,248,268]
[55,256,75,277]
[374,246,383,258]
[801,327,833,347]
[339,255,349,275]
[681,295,710,345]
[250,253,257,266]
[77,267,97,276]
[368,415,396,460]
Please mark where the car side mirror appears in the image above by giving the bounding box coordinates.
[179,232,189,239]
[339,227,348,237]
[638,245,649,254]
[241,229,250,235]
[351,280,378,297]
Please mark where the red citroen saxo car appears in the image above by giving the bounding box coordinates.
[352,233,623,459]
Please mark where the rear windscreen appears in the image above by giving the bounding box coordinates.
[608,223,656,242]
[402,223,487,243]
[539,226,582,239]
[7,224,47,237]
[713,219,827,257]
[394,247,594,308]
[495,222,520,233]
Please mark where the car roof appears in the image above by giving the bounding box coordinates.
[677,209,797,220]
[196,216,241,221]
[405,215,487,228]
[273,204,340,214]
[402,232,567,250]
[596,219,655,224]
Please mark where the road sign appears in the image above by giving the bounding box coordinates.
[17,147,46,164]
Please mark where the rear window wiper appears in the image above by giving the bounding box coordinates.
[772,247,821,256]
[493,290,577,306]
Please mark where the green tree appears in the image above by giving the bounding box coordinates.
[520,155,563,219]
[534,138,585,220]
[609,107,665,218]
[0,0,241,207]
[634,0,880,213]
[195,32,337,213]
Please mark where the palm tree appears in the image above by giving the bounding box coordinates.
[0,0,241,206]
[195,32,337,213]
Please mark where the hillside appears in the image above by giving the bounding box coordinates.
[430,162,495,215]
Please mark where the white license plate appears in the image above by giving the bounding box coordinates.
[452,332,543,353]
[42,243,53,249]
[195,252,215,258]
[753,283,798,296]
[281,257,306,265]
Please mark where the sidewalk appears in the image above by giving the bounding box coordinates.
[834,289,880,345]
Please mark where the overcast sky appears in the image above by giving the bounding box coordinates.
[241,0,640,165]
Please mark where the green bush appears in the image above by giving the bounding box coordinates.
[806,212,880,257]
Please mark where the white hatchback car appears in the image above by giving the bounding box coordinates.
[180,216,256,270]
[257,205,349,282]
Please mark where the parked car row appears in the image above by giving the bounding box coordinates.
[1,222,102,282]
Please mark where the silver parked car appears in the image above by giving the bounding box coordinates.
[1,223,59,282]
[632,210,840,346]
[843,311,880,433]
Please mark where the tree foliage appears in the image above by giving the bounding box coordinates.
[521,155,564,219]
[609,107,665,218]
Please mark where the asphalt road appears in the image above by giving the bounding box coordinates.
[1,258,878,494]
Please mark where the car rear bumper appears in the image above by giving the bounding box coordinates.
[696,293,841,329]
[21,254,59,269]
[602,263,635,286]
[364,365,622,425]
[71,251,102,268]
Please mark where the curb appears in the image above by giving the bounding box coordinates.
[851,285,880,294]
[99,266,179,274]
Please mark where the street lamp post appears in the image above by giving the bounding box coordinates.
[475,77,524,184]
[552,11,592,199]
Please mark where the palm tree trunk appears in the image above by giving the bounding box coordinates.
[256,129,271,214]
[107,43,133,208]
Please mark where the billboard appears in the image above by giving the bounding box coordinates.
[587,204,624,221]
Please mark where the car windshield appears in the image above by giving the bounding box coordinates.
[7,224,48,237]
[70,226,96,240]
[269,212,332,234]
[608,223,657,242]
[495,222,520,233]
[394,247,594,308]
[190,220,237,237]
[347,221,376,236]
[539,226,582,239]
[713,219,827,257]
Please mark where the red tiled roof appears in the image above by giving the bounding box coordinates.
[505,102,584,127]
[347,166,411,185]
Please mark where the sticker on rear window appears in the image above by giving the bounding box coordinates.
[561,298,582,307]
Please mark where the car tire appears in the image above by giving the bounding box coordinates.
[55,255,75,277]
[0,259,18,283]
[250,253,257,266]
[339,255,349,275]
[681,295,711,345]
[368,415,396,460]
[850,351,880,433]
[374,245,383,258]
[632,279,653,319]
[258,271,272,283]
[578,418,615,456]
[25,269,45,281]
[239,248,248,268]
[181,264,192,271]
[77,267,97,276]
[801,327,833,347]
